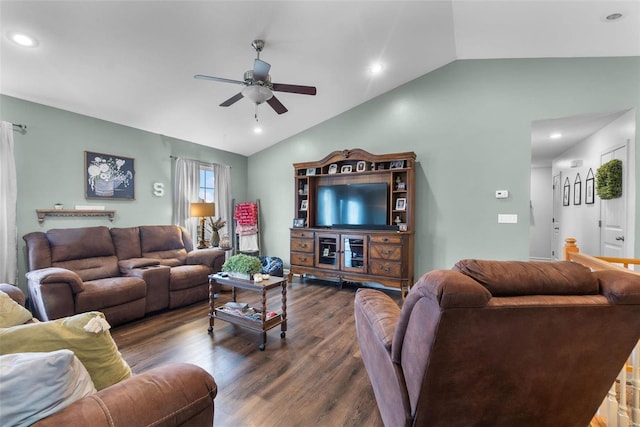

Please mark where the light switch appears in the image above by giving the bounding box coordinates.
[495,190,509,199]
[498,214,518,224]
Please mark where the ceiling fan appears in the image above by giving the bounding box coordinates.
[194,40,317,115]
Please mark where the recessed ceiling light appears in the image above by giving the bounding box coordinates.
[550,133,562,139]
[253,126,263,134]
[369,62,384,75]
[7,31,38,47]
[604,13,623,22]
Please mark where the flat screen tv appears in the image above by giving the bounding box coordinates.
[316,182,388,228]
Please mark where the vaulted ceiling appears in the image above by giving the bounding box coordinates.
[1,1,638,156]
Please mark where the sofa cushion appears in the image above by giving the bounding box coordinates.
[0,290,33,327]
[47,226,115,263]
[0,311,132,390]
[110,226,142,260]
[453,259,599,296]
[140,226,188,265]
[53,256,120,282]
[0,350,96,426]
[140,225,184,253]
[169,264,212,291]
[76,276,147,312]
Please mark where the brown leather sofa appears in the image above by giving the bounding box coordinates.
[1,286,217,427]
[24,225,225,326]
[355,259,640,427]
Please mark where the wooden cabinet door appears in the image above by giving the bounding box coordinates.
[315,233,339,270]
[341,234,367,273]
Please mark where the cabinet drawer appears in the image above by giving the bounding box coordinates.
[291,230,315,239]
[370,244,402,261]
[369,260,402,277]
[291,252,314,267]
[291,238,314,253]
[370,235,402,244]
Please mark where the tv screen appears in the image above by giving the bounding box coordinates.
[316,183,388,227]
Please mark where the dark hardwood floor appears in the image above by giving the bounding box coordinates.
[111,278,402,427]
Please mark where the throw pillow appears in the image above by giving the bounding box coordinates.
[0,349,96,426]
[0,290,33,327]
[0,311,131,390]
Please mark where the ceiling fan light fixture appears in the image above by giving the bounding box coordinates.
[241,85,273,104]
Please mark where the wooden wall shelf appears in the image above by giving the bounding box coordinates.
[36,209,116,223]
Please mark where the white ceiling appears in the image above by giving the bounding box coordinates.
[1,1,639,156]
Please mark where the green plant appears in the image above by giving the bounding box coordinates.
[596,159,623,200]
[222,254,262,275]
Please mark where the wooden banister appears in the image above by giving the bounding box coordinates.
[563,238,640,276]
[563,237,640,427]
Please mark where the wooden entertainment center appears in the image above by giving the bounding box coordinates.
[289,149,416,294]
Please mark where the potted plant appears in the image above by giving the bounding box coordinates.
[221,254,262,280]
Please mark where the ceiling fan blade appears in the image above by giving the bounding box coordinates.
[194,74,245,85]
[267,95,288,115]
[220,92,244,107]
[272,83,317,96]
[253,59,271,82]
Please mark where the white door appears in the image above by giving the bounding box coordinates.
[552,173,562,260]
[600,145,628,257]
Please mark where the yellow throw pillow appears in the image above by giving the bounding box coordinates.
[0,311,131,390]
[0,290,33,327]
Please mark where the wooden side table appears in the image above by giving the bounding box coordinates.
[208,274,287,350]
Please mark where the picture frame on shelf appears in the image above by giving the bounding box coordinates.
[356,161,367,172]
[341,165,352,173]
[305,168,316,176]
[300,200,308,211]
[293,218,306,228]
[328,164,338,174]
[390,160,405,169]
[85,151,135,200]
[395,197,407,211]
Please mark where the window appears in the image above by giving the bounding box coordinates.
[199,165,214,202]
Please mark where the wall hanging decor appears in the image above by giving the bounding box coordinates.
[596,159,622,199]
[585,168,595,204]
[85,151,135,200]
[563,177,570,206]
[573,173,581,205]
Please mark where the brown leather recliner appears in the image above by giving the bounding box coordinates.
[354,259,640,427]
[110,225,225,309]
[24,226,147,326]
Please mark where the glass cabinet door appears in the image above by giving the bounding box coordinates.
[342,235,366,273]
[316,233,339,270]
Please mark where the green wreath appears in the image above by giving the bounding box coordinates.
[596,159,622,199]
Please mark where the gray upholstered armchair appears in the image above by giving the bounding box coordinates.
[354,259,640,427]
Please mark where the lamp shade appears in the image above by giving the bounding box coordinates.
[190,202,215,217]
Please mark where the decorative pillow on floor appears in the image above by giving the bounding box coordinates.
[0,349,96,426]
[0,311,131,390]
[0,290,33,327]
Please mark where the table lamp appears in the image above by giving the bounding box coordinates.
[190,202,215,249]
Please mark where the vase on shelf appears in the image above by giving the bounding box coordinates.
[210,230,220,248]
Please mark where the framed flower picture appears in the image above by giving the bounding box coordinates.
[85,151,135,200]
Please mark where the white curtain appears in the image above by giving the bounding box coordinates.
[173,158,201,241]
[213,164,232,241]
[0,122,18,284]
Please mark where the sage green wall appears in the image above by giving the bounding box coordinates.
[248,58,640,279]
[1,95,248,291]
